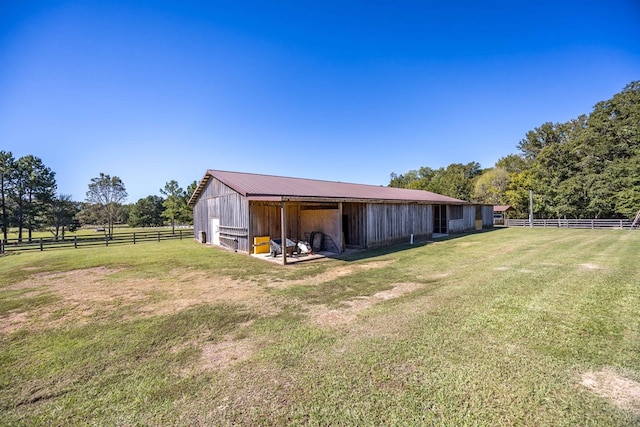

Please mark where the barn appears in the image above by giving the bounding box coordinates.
[188,170,493,261]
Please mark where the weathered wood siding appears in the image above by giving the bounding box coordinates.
[193,177,250,252]
[343,202,366,247]
[300,205,342,252]
[249,203,300,239]
[481,205,494,228]
[448,205,476,234]
[366,203,433,247]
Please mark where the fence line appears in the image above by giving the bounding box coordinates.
[506,218,634,229]
[0,229,194,254]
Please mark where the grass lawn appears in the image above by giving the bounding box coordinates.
[1,228,639,425]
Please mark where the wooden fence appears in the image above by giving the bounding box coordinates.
[506,219,634,229]
[0,229,194,254]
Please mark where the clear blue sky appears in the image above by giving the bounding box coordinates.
[1,0,639,202]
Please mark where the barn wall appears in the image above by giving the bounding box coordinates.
[482,205,494,228]
[366,203,433,247]
[193,177,250,252]
[448,205,476,234]
[249,204,281,240]
[300,206,342,252]
[249,203,301,245]
[193,178,215,242]
[343,202,366,247]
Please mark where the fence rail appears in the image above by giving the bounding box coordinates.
[0,229,194,254]
[506,219,634,229]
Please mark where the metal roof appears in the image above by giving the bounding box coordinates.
[188,169,469,205]
[493,205,514,212]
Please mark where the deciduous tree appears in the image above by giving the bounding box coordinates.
[129,195,164,227]
[473,167,509,204]
[85,173,127,237]
[160,180,188,233]
[48,194,80,239]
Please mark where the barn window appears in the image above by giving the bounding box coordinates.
[450,205,463,220]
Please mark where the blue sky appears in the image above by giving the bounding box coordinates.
[1,1,639,202]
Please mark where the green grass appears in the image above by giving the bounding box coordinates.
[1,228,639,425]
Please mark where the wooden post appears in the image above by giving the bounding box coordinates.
[105,235,109,246]
[179,230,183,240]
[281,200,287,265]
[74,236,78,249]
[40,238,43,251]
[529,190,533,227]
[338,202,344,253]
[1,240,3,254]
[133,233,136,244]
[157,231,160,242]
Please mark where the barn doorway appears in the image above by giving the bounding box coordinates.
[434,205,447,234]
[342,215,350,244]
[211,218,220,245]
[342,203,366,248]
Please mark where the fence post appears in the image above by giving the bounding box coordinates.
[105,235,109,246]
[74,236,78,249]
[133,233,136,244]
[157,231,160,242]
[180,230,182,240]
[0,240,3,254]
[40,238,44,251]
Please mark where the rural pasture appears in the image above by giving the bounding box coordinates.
[1,228,639,425]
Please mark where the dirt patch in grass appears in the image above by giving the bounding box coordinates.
[2,260,398,334]
[581,368,640,414]
[266,259,396,289]
[200,337,256,370]
[2,267,276,333]
[173,333,258,376]
[579,263,603,270]
[310,282,422,328]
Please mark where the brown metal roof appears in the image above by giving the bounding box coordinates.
[189,169,469,205]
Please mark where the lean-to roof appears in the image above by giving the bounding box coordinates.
[189,169,469,205]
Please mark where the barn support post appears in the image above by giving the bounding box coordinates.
[281,200,287,265]
[338,202,344,253]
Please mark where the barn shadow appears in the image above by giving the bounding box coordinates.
[329,227,507,262]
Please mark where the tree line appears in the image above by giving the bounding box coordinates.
[389,81,640,219]
[0,152,195,242]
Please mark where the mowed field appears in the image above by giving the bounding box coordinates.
[1,228,639,426]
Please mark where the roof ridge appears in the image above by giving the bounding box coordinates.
[209,169,387,188]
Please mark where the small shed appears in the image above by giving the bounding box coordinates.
[189,170,493,262]
[493,205,515,225]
